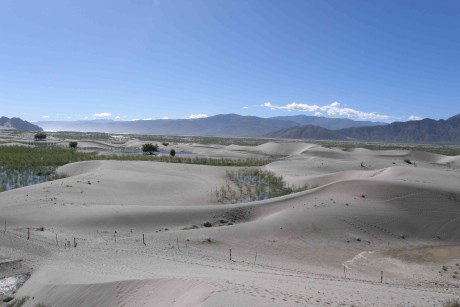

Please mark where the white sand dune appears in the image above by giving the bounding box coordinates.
[255,142,317,156]
[0,141,459,306]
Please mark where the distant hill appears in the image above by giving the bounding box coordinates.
[271,115,386,130]
[268,114,460,144]
[0,117,43,132]
[37,114,299,137]
[36,114,385,137]
[34,113,460,143]
[336,114,460,143]
[267,125,345,140]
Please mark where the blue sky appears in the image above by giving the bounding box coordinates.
[1,0,459,122]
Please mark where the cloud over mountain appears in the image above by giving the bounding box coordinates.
[93,112,112,118]
[260,101,393,121]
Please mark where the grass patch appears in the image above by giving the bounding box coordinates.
[215,168,313,204]
[0,144,97,191]
[0,144,272,192]
[49,131,271,146]
[443,298,460,307]
[6,296,29,307]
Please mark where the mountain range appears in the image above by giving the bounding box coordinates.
[36,114,384,136]
[4,113,460,144]
[268,114,460,144]
[0,117,43,132]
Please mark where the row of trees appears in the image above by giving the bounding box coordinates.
[34,134,77,149]
[34,136,172,155]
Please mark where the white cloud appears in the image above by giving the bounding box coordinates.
[142,118,153,121]
[161,117,169,120]
[243,106,249,109]
[42,115,49,119]
[314,112,323,117]
[188,114,208,119]
[408,115,423,121]
[259,101,393,121]
[114,116,121,120]
[93,112,112,117]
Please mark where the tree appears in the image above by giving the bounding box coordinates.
[170,149,176,157]
[69,141,78,149]
[142,143,159,155]
[162,142,169,146]
[34,133,47,141]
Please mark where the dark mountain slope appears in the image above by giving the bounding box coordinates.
[267,125,344,140]
[271,115,386,130]
[38,114,299,137]
[0,117,43,131]
[337,115,460,143]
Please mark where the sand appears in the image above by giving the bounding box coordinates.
[0,140,460,306]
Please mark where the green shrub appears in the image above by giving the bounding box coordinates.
[34,133,46,141]
[142,143,159,155]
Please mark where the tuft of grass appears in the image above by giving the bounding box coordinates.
[203,222,212,227]
[443,298,460,307]
[215,168,312,204]
[51,172,69,180]
[6,296,29,307]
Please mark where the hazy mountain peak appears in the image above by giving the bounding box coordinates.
[0,116,43,131]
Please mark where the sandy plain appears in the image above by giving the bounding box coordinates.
[1,134,460,306]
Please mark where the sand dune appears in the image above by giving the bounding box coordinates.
[53,140,114,149]
[1,141,459,306]
[255,142,317,156]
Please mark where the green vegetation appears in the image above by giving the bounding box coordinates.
[443,298,460,307]
[0,144,273,192]
[34,133,46,141]
[48,131,270,146]
[0,144,95,191]
[215,169,312,204]
[142,143,159,155]
[69,141,78,148]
